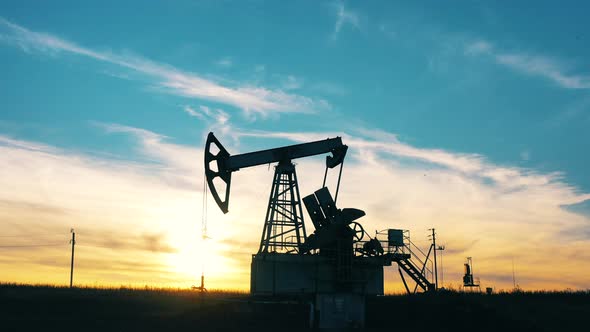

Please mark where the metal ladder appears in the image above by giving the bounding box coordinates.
[397,258,435,293]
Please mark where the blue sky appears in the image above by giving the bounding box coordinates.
[2,1,589,190]
[1,1,589,290]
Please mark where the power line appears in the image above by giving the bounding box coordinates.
[76,243,114,249]
[0,234,65,238]
[0,243,65,248]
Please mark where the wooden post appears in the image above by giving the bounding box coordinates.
[70,229,75,288]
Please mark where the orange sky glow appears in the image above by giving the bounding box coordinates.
[1,130,589,293]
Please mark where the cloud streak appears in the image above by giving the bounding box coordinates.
[2,124,590,290]
[0,129,237,288]
[0,17,328,116]
[332,1,360,40]
[465,39,590,89]
[237,128,590,290]
[239,128,589,201]
[183,105,233,139]
[214,56,233,68]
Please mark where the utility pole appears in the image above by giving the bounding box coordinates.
[430,228,438,290]
[70,229,75,288]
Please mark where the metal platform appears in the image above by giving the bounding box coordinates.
[251,229,436,297]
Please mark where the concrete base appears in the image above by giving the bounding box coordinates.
[314,293,365,329]
[250,253,383,296]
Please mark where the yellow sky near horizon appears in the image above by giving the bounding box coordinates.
[1,129,589,293]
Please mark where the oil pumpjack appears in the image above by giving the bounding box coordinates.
[204,132,435,327]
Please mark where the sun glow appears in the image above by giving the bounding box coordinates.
[161,199,253,290]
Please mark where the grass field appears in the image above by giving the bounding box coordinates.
[1,283,588,331]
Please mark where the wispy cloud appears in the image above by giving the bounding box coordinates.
[2,125,590,290]
[198,105,230,126]
[214,56,233,68]
[0,128,245,288]
[495,54,590,89]
[81,231,177,254]
[95,122,199,175]
[236,127,590,289]
[238,127,578,194]
[281,75,303,90]
[184,105,232,138]
[465,39,590,89]
[464,40,493,56]
[183,105,203,119]
[0,18,329,116]
[378,23,396,39]
[332,1,360,40]
[544,95,590,127]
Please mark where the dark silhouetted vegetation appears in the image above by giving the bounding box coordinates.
[1,283,588,331]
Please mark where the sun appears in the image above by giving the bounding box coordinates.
[164,227,245,288]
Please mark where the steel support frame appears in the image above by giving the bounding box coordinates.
[258,161,307,254]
